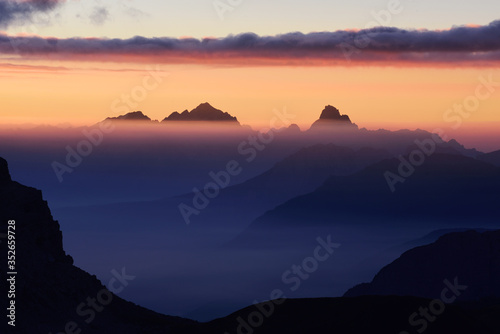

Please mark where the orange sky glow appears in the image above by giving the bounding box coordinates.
[1,50,499,151]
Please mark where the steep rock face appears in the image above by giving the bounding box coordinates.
[344,230,500,300]
[310,105,358,130]
[0,157,11,184]
[163,103,239,123]
[0,158,196,333]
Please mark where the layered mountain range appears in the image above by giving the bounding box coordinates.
[2,102,499,332]
[1,156,499,333]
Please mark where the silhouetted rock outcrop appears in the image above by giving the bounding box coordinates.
[344,230,500,301]
[310,105,358,130]
[0,157,10,184]
[0,157,196,333]
[163,103,239,124]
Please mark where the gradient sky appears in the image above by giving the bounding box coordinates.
[3,0,500,39]
[0,0,499,151]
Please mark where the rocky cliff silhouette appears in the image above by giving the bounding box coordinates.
[309,105,358,130]
[0,157,197,333]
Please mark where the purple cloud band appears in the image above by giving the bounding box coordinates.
[1,20,499,65]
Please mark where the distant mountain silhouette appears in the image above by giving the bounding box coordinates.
[478,149,500,167]
[105,111,152,122]
[2,154,499,333]
[217,144,391,211]
[445,139,482,157]
[230,143,390,193]
[309,105,358,130]
[401,137,483,160]
[162,103,239,123]
[180,144,392,227]
[389,228,497,253]
[52,144,392,238]
[101,103,239,125]
[344,230,500,301]
[250,153,500,227]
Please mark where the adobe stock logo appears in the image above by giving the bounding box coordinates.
[178,107,295,225]
[48,268,135,334]
[384,73,499,193]
[213,0,244,20]
[51,65,168,183]
[224,235,340,334]
[399,277,467,334]
[51,121,115,183]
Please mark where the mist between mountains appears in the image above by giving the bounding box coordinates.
[178,107,296,225]
[223,235,340,334]
[384,72,500,193]
[51,65,169,183]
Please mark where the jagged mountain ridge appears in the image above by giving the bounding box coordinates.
[103,103,240,124]
[163,103,240,123]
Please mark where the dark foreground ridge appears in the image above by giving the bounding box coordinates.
[0,156,498,333]
[0,157,196,334]
[345,230,500,300]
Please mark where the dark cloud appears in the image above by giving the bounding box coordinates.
[0,0,63,27]
[1,20,500,65]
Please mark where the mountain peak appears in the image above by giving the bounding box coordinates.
[319,105,343,120]
[310,105,357,129]
[106,111,151,121]
[196,102,217,110]
[163,103,239,123]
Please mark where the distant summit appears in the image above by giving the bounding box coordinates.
[101,103,240,125]
[105,111,151,122]
[162,103,239,124]
[310,105,357,129]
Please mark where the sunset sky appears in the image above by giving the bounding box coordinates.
[0,0,499,150]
